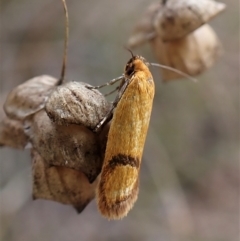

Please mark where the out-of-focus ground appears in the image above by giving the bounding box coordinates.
[0,0,239,241]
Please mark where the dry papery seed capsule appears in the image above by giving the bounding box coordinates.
[0,116,29,149]
[0,94,30,149]
[151,24,223,81]
[154,0,226,41]
[32,149,98,213]
[127,1,162,49]
[45,81,111,130]
[4,75,59,120]
[27,110,103,183]
[127,0,225,48]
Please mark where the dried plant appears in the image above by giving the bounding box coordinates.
[3,75,59,120]
[32,149,98,213]
[45,81,111,129]
[0,0,111,212]
[0,115,29,149]
[150,24,223,81]
[1,73,111,209]
[127,0,226,81]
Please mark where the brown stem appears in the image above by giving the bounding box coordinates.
[58,0,69,85]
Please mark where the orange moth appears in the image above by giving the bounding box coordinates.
[94,53,155,220]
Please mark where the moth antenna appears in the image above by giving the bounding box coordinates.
[58,0,69,85]
[149,63,198,82]
[124,46,135,58]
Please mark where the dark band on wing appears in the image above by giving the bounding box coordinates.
[107,154,140,169]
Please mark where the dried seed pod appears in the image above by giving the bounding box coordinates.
[45,81,111,130]
[32,149,98,213]
[154,0,226,41]
[151,24,223,81]
[0,116,29,149]
[0,93,29,149]
[127,2,161,48]
[28,110,103,183]
[3,75,59,120]
[155,0,226,42]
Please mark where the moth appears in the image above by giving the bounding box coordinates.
[94,53,155,220]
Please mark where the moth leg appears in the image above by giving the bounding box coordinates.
[94,78,130,132]
[87,75,124,90]
[104,86,120,97]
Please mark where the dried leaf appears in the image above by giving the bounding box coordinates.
[154,0,226,41]
[4,75,59,120]
[45,81,111,130]
[28,110,103,183]
[32,149,98,213]
[151,24,223,81]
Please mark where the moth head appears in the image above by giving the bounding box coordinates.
[124,55,149,78]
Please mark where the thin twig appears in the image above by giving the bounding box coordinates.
[58,0,69,85]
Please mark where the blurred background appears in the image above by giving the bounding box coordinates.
[0,0,239,240]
